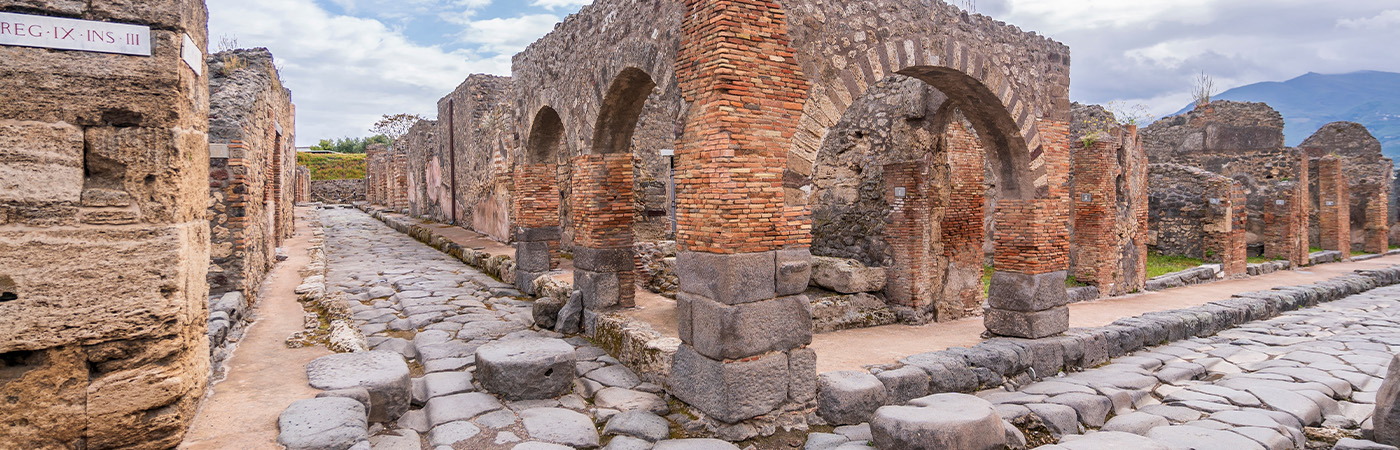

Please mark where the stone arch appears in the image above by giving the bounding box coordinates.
[571,67,662,315]
[526,106,564,165]
[781,0,1074,338]
[512,106,567,293]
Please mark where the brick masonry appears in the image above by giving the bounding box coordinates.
[1301,122,1394,254]
[1318,156,1351,258]
[1070,124,1148,296]
[1147,164,1249,276]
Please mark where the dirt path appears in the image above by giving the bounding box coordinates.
[812,253,1400,372]
[180,207,331,449]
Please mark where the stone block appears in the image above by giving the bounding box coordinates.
[277,397,368,450]
[574,247,633,272]
[0,120,84,204]
[516,241,552,272]
[986,307,1068,339]
[1375,354,1400,447]
[576,270,622,310]
[683,293,812,361]
[669,345,788,424]
[987,271,1070,312]
[305,351,412,423]
[677,251,776,305]
[899,352,979,393]
[788,348,818,404]
[516,269,548,295]
[818,371,888,425]
[872,394,1006,450]
[515,226,561,242]
[776,248,813,296]
[876,366,932,405]
[475,338,576,400]
[811,256,886,294]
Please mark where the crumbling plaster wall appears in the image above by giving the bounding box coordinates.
[0,1,212,448]
[437,75,515,240]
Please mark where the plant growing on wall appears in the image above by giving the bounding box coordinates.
[1192,72,1216,108]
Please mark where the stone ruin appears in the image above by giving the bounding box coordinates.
[1301,121,1394,255]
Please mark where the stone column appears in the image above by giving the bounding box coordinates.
[670,0,816,424]
[986,120,1072,339]
[571,153,636,330]
[1319,156,1350,257]
[513,163,561,294]
[0,1,211,447]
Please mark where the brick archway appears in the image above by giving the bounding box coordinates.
[513,107,565,293]
[571,67,658,317]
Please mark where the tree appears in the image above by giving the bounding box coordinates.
[307,135,391,154]
[371,113,427,143]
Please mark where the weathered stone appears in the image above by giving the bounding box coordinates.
[557,290,584,334]
[811,256,887,294]
[1102,411,1169,435]
[871,394,1006,450]
[818,371,888,425]
[316,388,372,414]
[603,436,655,450]
[594,387,669,415]
[681,293,812,360]
[574,247,633,273]
[422,371,475,399]
[428,421,482,447]
[520,408,600,448]
[1375,354,1400,447]
[876,366,932,405]
[424,392,503,427]
[652,439,742,450]
[1144,425,1266,450]
[305,351,412,423]
[776,248,814,296]
[987,271,1071,312]
[533,294,565,330]
[677,251,776,305]
[1335,438,1400,450]
[1056,431,1171,450]
[986,306,1069,339]
[669,345,788,424]
[476,337,577,400]
[603,411,670,442]
[277,398,369,450]
[789,347,819,404]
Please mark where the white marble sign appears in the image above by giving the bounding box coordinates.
[0,12,150,56]
[181,33,202,75]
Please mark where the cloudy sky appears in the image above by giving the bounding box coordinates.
[208,0,1400,146]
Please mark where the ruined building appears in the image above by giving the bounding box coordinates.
[1300,121,1394,255]
[207,48,297,301]
[0,0,213,448]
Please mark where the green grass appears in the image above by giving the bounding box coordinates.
[1145,253,1206,279]
[1310,246,1323,253]
[297,152,367,180]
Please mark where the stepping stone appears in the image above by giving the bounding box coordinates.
[872,393,1006,450]
[476,337,577,400]
[425,392,503,427]
[520,407,600,448]
[1057,431,1170,450]
[422,371,475,398]
[1145,425,1265,450]
[652,439,742,450]
[818,371,888,426]
[603,411,670,442]
[277,397,368,450]
[305,351,411,422]
[586,365,642,389]
[428,421,481,447]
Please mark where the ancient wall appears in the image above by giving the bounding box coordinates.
[1301,122,1393,254]
[294,165,311,203]
[310,179,365,203]
[0,1,212,448]
[398,119,442,219]
[1069,118,1149,297]
[1317,157,1351,257]
[206,48,296,300]
[1148,164,1247,275]
[437,75,515,240]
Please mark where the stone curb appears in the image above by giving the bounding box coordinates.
[860,265,1400,405]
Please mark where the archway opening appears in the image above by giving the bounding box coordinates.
[512,106,567,294]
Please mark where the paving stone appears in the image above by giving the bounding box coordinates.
[422,371,475,399]
[520,408,600,448]
[603,435,656,450]
[1047,392,1114,427]
[652,439,742,450]
[818,371,888,426]
[1335,438,1400,450]
[832,423,872,442]
[424,392,504,427]
[476,337,577,400]
[277,398,368,450]
[428,421,482,447]
[804,433,851,450]
[603,411,670,442]
[1025,403,1081,436]
[305,351,412,423]
[473,409,519,429]
[594,387,669,415]
[1144,425,1266,450]
[1244,386,1323,426]
[1102,411,1170,435]
[367,429,420,450]
[875,366,932,405]
[871,394,1006,450]
[1056,431,1171,450]
[513,441,576,449]
[424,357,473,373]
[587,365,642,389]
[1230,426,1292,450]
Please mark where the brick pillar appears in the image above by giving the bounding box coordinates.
[670,0,816,424]
[883,158,935,312]
[513,163,561,293]
[986,119,1072,339]
[572,153,637,329]
[1366,180,1391,254]
[1071,138,1120,295]
[1213,181,1249,277]
[1319,157,1350,258]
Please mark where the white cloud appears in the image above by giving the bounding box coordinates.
[530,0,591,11]
[453,14,564,54]
[209,0,510,144]
[1338,10,1400,30]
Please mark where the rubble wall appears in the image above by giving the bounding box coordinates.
[0,1,212,448]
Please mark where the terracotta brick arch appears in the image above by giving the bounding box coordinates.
[774,0,1075,338]
[512,106,566,292]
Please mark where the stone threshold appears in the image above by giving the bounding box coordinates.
[861,265,1400,400]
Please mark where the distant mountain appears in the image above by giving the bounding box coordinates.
[1172,71,1400,159]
